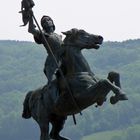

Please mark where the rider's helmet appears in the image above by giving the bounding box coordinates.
[41,15,55,31]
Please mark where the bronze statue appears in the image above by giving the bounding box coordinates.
[20,1,128,140]
[20,0,63,83]
[22,28,128,140]
[20,1,67,139]
[28,13,63,83]
[19,0,35,26]
[53,29,128,114]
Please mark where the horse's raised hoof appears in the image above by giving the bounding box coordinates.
[50,134,70,140]
[110,94,128,105]
[110,96,119,105]
[117,93,128,101]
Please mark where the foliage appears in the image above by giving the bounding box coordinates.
[0,39,140,140]
[82,124,140,140]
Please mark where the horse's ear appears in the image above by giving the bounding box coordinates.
[62,28,78,36]
[61,30,72,36]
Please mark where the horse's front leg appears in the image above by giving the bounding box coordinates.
[39,122,50,140]
[106,71,128,104]
[107,71,121,88]
[98,79,128,104]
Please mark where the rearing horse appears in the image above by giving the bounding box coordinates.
[22,28,128,140]
[53,28,128,116]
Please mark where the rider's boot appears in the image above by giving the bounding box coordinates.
[96,97,107,107]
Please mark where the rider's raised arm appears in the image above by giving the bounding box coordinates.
[28,12,50,45]
[28,15,40,37]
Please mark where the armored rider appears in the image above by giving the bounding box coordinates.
[28,13,63,83]
[21,0,68,139]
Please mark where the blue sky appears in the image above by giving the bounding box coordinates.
[0,0,140,41]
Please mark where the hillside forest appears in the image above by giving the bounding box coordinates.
[0,39,140,140]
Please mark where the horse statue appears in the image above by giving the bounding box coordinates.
[22,28,128,140]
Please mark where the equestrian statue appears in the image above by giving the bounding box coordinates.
[20,1,128,140]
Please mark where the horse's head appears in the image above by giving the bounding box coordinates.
[62,28,103,49]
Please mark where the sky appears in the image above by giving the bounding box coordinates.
[0,0,140,42]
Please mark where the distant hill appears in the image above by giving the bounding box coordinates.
[0,39,140,140]
[82,124,140,140]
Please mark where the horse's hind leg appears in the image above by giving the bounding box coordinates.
[107,71,121,88]
[50,114,69,140]
[39,122,50,140]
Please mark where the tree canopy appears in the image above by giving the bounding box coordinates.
[0,39,140,140]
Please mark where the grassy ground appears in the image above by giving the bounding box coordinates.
[82,129,125,140]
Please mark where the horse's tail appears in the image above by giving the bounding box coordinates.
[22,91,32,119]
